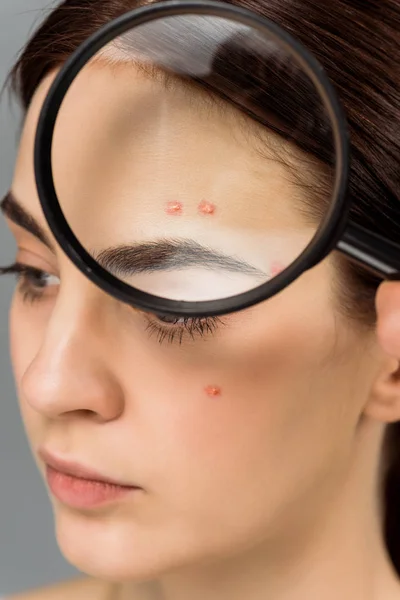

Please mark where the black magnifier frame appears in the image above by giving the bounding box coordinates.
[34,0,394,319]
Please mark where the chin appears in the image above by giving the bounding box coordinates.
[52,505,204,582]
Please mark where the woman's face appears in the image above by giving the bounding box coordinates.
[4,59,386,580]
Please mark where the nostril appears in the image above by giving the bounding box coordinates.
[59,409,107,424]
[74,409,98,418]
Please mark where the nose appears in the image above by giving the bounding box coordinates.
[21,285,125,422]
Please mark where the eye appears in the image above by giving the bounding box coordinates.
[0,262,60,303]
[155,315,187,325]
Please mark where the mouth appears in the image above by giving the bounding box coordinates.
[39,448,142,510]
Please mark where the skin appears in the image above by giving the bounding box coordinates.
[4,57,400,600]
[376,282,400,360]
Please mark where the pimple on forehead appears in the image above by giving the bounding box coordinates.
[164,200,218,216]
[166,201,183,215]
[198,200,216,215]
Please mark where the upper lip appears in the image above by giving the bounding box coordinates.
[39,448,139,488]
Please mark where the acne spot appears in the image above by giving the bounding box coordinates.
[198,200,216,215]
[166,201,183,215]
[270,261,285,277]
[205,385,222,397]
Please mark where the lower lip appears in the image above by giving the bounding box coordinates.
[46,466,139,509]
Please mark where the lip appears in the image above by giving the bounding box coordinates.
[39,448,141,509]
[38,448,137,487]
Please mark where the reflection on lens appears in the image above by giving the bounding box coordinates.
[51,12,335,304]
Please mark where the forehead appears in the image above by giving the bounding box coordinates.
[16,59,306,217]
[13,59,317,283]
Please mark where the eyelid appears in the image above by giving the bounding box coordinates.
[16,247,58,276]
[5,216,56,256]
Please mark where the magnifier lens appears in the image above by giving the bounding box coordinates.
[50,11,336,304]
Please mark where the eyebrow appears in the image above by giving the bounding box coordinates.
[95,241,265,277]
[0,191,265,277]
[1,191,54,250]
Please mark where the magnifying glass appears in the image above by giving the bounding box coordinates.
[34,0,400,318]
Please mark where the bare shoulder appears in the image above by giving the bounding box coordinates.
[6,577,111,600]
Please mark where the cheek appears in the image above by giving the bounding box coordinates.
[9,296,49,436]
[10,296,43,380]
[126,272,362,522]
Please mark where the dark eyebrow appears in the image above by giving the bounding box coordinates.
[95,240,266,277]
[0,191,54,250]
[0,191,265,278]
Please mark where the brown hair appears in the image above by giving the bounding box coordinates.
[7,0,400,574]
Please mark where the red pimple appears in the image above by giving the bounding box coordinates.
[270,261,285,277]
[205,385,222,397]
[166,201,183,215]
[198,200,216,215]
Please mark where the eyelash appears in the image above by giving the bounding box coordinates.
[0,262,224,345]
[0,262,57,303]
[145,314,223,345]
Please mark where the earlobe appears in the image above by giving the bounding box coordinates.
[365,354,400,424]
[358,281,400,422]
[376,281,400,358]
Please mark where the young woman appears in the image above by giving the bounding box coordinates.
[2,0,400,599]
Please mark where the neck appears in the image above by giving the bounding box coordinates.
[113,422,400,600]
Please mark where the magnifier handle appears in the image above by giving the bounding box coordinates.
[336,222,400,280]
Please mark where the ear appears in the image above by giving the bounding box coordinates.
[364,354,400,424]
[364,283,400,423]
[376,281,400,358]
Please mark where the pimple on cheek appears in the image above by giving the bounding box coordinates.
[205,385,222,397]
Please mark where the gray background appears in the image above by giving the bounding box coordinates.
[0,1,79,595]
